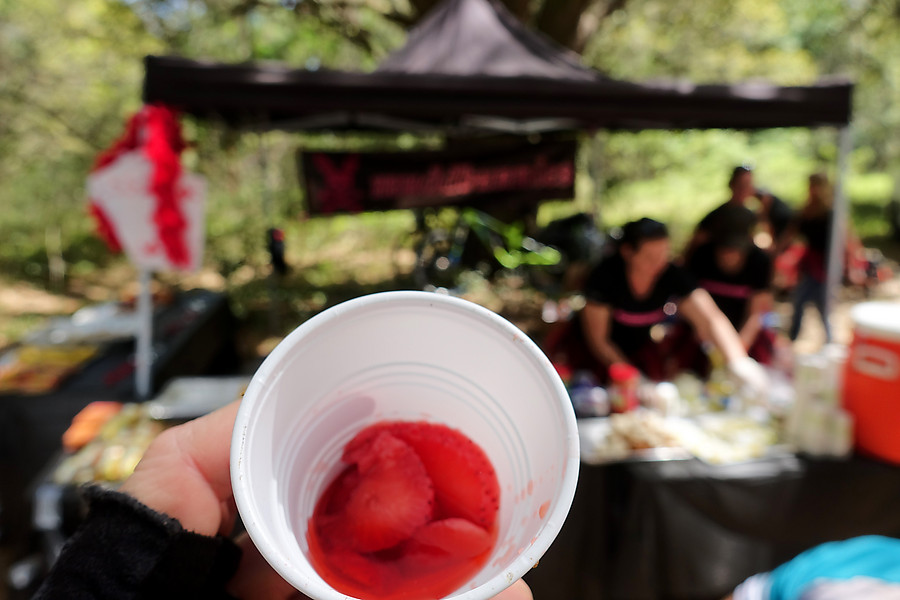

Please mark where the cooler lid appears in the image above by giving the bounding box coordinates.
[851,301,900,341]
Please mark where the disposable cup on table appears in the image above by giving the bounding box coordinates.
[231,290,580,600]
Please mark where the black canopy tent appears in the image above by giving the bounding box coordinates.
[143,54,852,132]
[142,0,854,316]
[142,0,852,132]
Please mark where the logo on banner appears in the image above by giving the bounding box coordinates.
[312,154,363,213]
[300,140,577,214]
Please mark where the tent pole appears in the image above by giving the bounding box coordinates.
[586,131,605,230]
[135,269,154,399]
[258,131,279,335]
[825,125,852,340]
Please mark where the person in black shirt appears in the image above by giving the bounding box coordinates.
[778,172,834,343]
[548,217,768,392]
[755,188,793,247]
[683,165,758,262]
[580,230,696,371]
[687,206,776,364]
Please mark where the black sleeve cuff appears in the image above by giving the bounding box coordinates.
[33,486,241,600]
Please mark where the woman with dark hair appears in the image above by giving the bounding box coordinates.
[548,218,767,392]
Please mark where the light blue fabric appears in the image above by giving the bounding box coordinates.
[799,577,900,600]
[733,572,772,600]
[768,536,900,600]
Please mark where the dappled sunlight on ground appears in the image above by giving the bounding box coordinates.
[0,283,79,317]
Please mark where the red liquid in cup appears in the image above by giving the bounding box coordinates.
[307,421,501,600]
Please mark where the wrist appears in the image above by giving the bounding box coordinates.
[727,355,753,369]
[118,430,228,536]
[51,486,242,597]
[120,476,225,537]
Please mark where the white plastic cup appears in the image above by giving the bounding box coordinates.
[231,291,580,600]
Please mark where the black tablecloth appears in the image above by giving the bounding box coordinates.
[0,290,239,547]
[525,453,900,600]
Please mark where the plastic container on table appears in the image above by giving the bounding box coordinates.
[608,362,640,413]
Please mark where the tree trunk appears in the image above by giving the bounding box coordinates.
[500,0,533,21]
[407,0,621,53]
[410,0,532,22]
[409,0,442,17]
[572,0,629,53]
[533,0,598,50]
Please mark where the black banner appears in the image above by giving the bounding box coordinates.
[299,139,577,214]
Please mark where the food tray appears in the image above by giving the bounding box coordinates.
[25,303,141,345]
[578,417,692,465]
[578,411,792,466]
[145,376,251,421]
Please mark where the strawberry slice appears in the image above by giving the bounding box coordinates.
[395,423,500,528]
[343,422,395,464]
[328,549,385,589]
[345,422,500,529]
[308,522,388,596]
[320,466,361,516]
[312,466,361,551]
[410,518,494,558]
[341,431,434,553]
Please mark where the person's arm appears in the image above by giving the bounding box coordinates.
[774,221,798,256]
[680,289,769,399]
[678,288,747,365]
[739,290,773,350]
[580,301,631,367]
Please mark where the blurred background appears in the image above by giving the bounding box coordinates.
[6,2,900,599]
[3,0,900,357]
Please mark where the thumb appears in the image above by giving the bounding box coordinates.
[493,580,533,600]
[226,534,309,600]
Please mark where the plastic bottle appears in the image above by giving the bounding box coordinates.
[569,370,610,417]
[608,363,640,413]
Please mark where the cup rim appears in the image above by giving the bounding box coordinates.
[231,290,580,600]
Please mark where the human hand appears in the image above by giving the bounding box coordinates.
[120,401,534,600]
[120,401,299,598]
[727,356,770,404]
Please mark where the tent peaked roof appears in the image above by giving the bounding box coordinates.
[376,0,602,81]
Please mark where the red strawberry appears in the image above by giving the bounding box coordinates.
[397,423,500,528]
[307,520,385,592]
[328,549,385,589]
[343,422,396,464]
[410,518,494,558]
[346,421,501,529]
[341,431,434,553]
[320,465,360,515]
